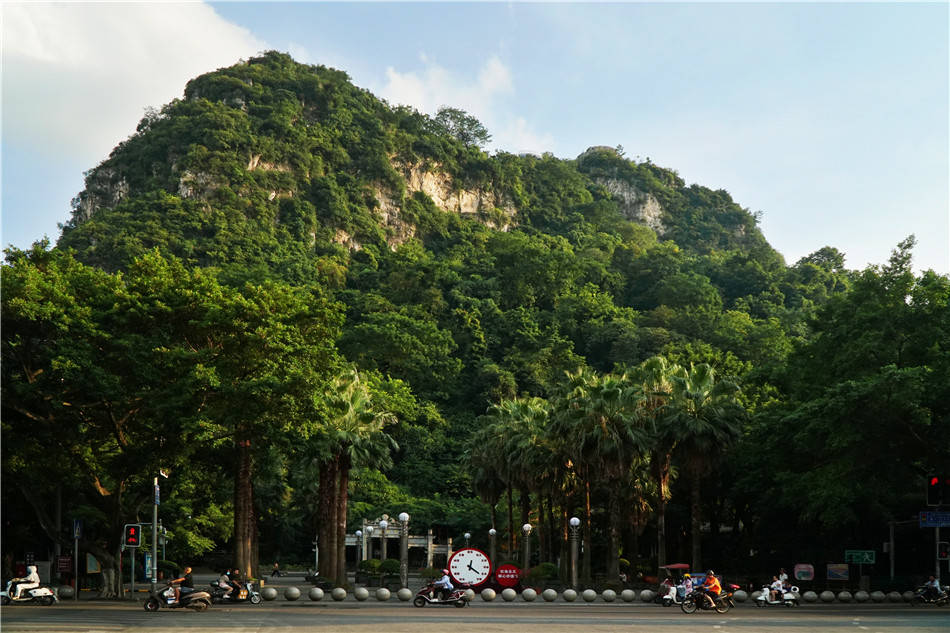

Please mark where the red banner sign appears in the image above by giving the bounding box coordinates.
[495,563,521,587]
[57,555,73,572]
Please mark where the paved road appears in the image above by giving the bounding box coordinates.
[1,600,946,633]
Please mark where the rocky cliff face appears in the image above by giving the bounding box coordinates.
[597,177,666,235]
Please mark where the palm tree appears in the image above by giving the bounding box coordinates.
[315,368,397,584]
[631,356,682,571]
[669,363,744,570]
[551,369,647,582]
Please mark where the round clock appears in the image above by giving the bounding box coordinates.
[447,547,492,586]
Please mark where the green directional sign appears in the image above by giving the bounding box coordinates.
[844,550,875,564]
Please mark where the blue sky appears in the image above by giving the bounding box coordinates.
[3,1,948,273]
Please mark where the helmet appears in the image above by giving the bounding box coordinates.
[706,570,715,576]
[442,569,449,575]
[683,573,691,578]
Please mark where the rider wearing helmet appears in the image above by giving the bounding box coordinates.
[701,570,721,608]
[680,572,693,596]
[433,568,454,600]
[12,565,40,600]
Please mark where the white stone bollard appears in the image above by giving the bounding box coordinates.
[354,587,369,601]
[733,590,748,603]
[397,588,413,601]
[582,589,597,602]
[901,590,915,602]
[802,591,818,603]
[262,586,279,601]
[375,588,390,601]
[308,587,324,601]
[601,589,616,602]
[542,589,558,602]
[522,588,537,601]
[820,590,835,603]
[501,588,517,601]
[481,588,497,601]
[331,587,347,601]
[886,591,902,602]
[639,589,655,602]
[870,591,886,603]
[854,590,869,602]
[837,590,852,602]
[284,586,301,601]
[463,588,475,602]
[620,589,636,602]
[562,588,578,602]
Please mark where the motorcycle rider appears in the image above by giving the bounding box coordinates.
[701,570,721,609]
[169,566,194,604]
[433,568,454,600]
[680,572,693,598]
[11,565,40,600]
[923,575,942,601]
[217,569,234,600]
[768,575,784,601]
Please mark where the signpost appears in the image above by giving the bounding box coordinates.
[845,550,876,564]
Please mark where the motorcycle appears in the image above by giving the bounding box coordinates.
[209,580,262,604]
[0,580,58,606]
[144,584,213,612]
[412,581,468,608]
[681,587,732,614]
[912,585,949,606]
[756,584,800,607]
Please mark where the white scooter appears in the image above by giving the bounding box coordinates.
[755,584,799,607]
[0,580,59,606]
[659,579,690,607]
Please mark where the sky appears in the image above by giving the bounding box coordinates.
[2,1,948,274]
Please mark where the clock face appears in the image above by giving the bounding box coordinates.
[448,548,492,586]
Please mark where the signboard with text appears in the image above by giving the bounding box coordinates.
[57,555,72,572]
[827,563,849,580]
[844,550,875,564]
[919,511,950,527]
[495,564,521,587]
[793,563,814,581]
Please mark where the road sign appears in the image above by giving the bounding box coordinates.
[844,550,875,564]
[919,511,950,527]
[73,518,83,538]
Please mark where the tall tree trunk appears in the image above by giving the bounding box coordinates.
[546,494,556,563]
[690,471,702,572]
[317,459,334,578]
[234,438,255,579]
[335,453,351,585]
[326,456,340,579]
[506,482,514,556]
[537,495,546,564]
[607,486,621,582]
[582,479,592,585]
[653,453,672,571]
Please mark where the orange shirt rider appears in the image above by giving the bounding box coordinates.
[702,571,721,607]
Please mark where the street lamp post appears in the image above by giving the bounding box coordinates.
[398,512,409,589]
[379,519,389,561]
[488,528,497,565]
[522,523,532,571]
[365,525,374,560]
[569,517,580,590]
[464,532,471,548]
[356,530,363,564]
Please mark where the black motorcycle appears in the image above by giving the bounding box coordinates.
[912,585,949,606]
[144,584,213,612]
[209,580,263,604]
[681,587,731,614]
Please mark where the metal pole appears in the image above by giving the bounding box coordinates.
[151,477,158,593]
[381,525,388,561]
[73,532,79,602]
[889,521,895,581]
[522,524,532,571]
[937,527,942,581]
[130,547,135,596]
[489,529,497,567]
[399,516,409,589]
[570,528,579,589]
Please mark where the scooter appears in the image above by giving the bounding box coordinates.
[209,580,262,604]
[412,582,468,608]
[912,585,949,606]
[143,584,213,611]
[658,579,688,607]
[0,580,58,606]
[756,584,800,607]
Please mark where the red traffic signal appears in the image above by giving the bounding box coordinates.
[124,523,141,547]
[939,542,949,561]
[926,474,942,506]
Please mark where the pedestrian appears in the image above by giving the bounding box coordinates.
[271,561,281,578]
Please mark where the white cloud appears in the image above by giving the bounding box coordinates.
[2,2,267,162]
[377,55,552,155]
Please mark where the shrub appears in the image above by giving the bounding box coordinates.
[379,559,400,575]
[358,559,381,573]
[419,567,442,580]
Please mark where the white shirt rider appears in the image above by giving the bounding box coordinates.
[14,565,40,599]
[433,570,454,599]
[769,577,784,600]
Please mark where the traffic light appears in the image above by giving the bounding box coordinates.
[124,523,142,548]
[939,542,949,561]
[926,474,942,506]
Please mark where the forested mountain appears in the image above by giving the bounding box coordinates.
[4,52,947,590]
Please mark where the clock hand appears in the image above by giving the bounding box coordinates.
[468,561,476,572]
